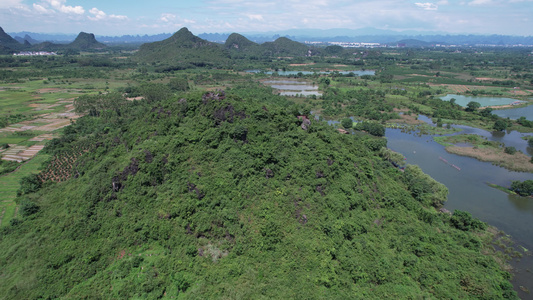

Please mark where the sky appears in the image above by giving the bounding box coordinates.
[1,0,532,36]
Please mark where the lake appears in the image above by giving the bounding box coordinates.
[440,94,524,107]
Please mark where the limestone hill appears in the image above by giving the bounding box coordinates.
[134,27,230,66]
[261,37,314,57]
[224,33,258,50]
[69,32,106,50]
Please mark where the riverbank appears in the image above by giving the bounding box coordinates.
[434,134,533,173]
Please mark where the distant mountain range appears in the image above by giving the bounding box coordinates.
[7,27,533,46]
[133,28,321,69]
[0,27,106,54]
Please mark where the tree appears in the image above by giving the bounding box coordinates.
[465,101,481,112]
[17,173,42,196]
[341,118,352,129]
[403,165,448,207]
[480,107,493,118]
[528,137,533,148]
[168,77,189,92]
[511,180,533,196]
[493,119,508,131]
[450,210,487,231]
[504,146,516,155]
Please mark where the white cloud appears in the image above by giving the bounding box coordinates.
[88,8,106,20]
[46,0,84,14]
[468,0,493,5]
[88,7,127,21]
[33,3,54,14]
[160,13,177,23]
[0,0,24,9]
[415,2,439,10]
[246,14,264,21]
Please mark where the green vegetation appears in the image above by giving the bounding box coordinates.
[0,86,517,298]
[511,180,533,197]
[1,26,532,298]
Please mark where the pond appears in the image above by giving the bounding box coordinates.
[492,104,533,121]
[247,70,375,76]
[440,94,524,107]
[263,79,322,97]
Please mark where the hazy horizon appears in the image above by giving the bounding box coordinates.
[1,0,532,37]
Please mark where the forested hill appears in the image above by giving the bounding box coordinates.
[0,83,516,298]
[134,27,231,67]
[135,28,320,67]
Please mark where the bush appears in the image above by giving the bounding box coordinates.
[341,118,353,129]
[17,173,42,196]
[465,101,481,112]
[493,119,507,131]
[450,210,487,231]
[511,180,533,196]
[19,200,40,217]
[504,146,516,155]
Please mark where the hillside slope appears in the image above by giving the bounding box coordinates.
[0,26,24,53]
[0,84,516,299]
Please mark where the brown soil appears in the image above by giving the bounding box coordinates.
[126,96,144,101]
[37,88,62,93]
[289,63,315,66]
[507,90,531,96]
[389,109,426,125]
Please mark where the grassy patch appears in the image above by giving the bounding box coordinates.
[0,153,49,227]
[487,183,515,194]
[434,134,533,172]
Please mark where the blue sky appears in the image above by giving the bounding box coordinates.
[1,0,532,36]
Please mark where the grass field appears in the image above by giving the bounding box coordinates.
[0,154,49,227]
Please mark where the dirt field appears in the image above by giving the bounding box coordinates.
[1,98,81,162]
